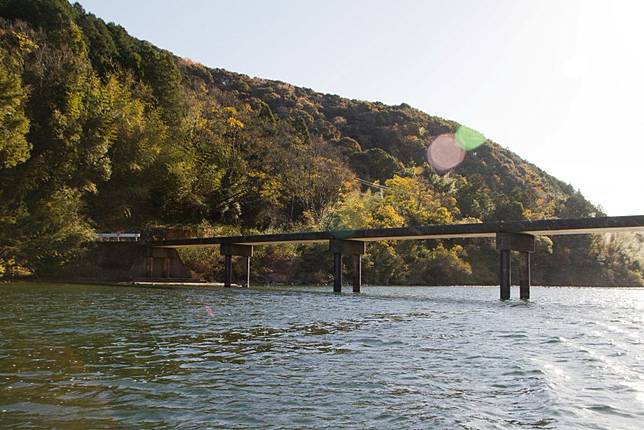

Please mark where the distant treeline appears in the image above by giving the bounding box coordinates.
[0,0,642,285]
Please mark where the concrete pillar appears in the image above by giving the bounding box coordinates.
[352,254,361,293]
[499,249,511,300]
[224,254,232,288]
[496,232,535,301]
[242,256,251,288]
[519,252,531,300]
[333,253,342,293]
[220,243,253,288]
[330,240,366,294]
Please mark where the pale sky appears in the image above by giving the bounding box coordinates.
[76,0,644,216]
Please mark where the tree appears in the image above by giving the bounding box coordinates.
[1,187,95,276]
[383,175,458,225]
[330,136,361,158]
[87,74,166,228]
[406,243,472,285]
[349,148,402,182]
[0,31,30,167]
[557,190,600,218]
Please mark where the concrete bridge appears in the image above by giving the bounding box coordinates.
[142,215,644,300]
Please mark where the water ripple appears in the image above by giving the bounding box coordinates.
[1,283,643,428]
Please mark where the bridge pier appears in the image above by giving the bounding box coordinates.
[520,252,531,300]
[224,255,232,287]
[330,240,366,293]
[333,252,342,293]
[352,254,362,293]
[499,249,511,300]
[88,243,191,281]
[242,256,251,289]
[220,244,253,288]
[496,232,535,300]
[141,246,191,280]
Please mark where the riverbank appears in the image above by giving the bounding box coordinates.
[2,279,643,289]
[0,279,244,288]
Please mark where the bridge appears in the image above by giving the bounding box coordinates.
[142,215,644,300]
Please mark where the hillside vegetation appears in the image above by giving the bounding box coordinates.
[0,0,642,285]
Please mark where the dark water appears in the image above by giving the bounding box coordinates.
[1,283,643,429]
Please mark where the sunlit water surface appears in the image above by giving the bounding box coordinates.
[1,283,643,429]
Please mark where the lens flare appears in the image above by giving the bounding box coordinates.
[455,125,486,151]
[427,134,466,171]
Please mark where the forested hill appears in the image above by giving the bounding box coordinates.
[0,0,642,285]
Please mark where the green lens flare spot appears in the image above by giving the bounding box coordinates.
[455,125,486,151]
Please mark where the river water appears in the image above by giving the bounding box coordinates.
[0,283,643,429]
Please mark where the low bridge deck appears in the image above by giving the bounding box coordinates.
[153,215,644,247]
[144,215,644,299]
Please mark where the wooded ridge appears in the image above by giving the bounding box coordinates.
[0,0,641,285]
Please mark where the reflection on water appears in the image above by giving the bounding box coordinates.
[1,283,643,429]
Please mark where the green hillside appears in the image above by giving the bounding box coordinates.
[0,0,642,285]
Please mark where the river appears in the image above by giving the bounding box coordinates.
[1,283,643,429]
